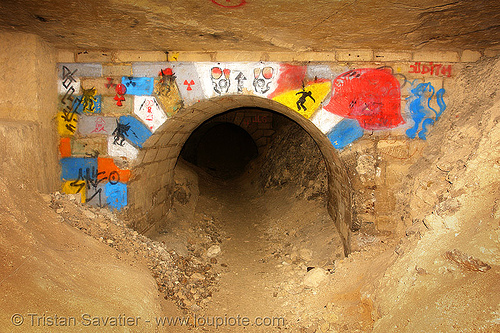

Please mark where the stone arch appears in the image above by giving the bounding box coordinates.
[127,95,353,255]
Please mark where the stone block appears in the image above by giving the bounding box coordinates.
[147,162,161,175]
[58,63,103,78]
[169,132,188,146]
[107,136,139,161]
[158,131,175,147]
[423,77,444,90]
[142,133,161,149]
[86,183,107,207]
[484,48,500,58]
[80,77,115,96]
[114,51,167,63]
[169,51,214,62]
[336,50,373,62]
[101,96,133,115]
[215,51,263,62]
[156,147,171,161]
[142,148,159,164]
[78,115,117,136]
[131,62,169,77]
[265,52,296,62]
[57,50,75,63]
[373,51,412,62]
[294,52,335,62]
[460,50,482,63]
[255,137,268,147]
[413,51,460,63]
[71,136,108,156]
[103,64,133,77]
[76,51,112,63]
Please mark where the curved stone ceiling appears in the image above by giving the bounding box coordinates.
[0,0,499,51]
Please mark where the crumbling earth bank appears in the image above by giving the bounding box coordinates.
[371,57,500,332]
[0,160,163,332]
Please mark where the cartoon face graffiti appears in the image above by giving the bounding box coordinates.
[253,67,274,94]
[157,68,176,96]
[211,67,231,95]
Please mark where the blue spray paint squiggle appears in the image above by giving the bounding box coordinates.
[405,81,446,140]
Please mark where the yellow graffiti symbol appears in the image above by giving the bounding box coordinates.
[154,78,183,117]
[57,111,78,137]
[170,52,179,61]
[62,180,86,203]
[81,87,97,113]
[272,81,331,119]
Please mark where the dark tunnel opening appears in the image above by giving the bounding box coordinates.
[180,121,259,180]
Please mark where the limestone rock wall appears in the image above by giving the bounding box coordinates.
[0,32,59,193]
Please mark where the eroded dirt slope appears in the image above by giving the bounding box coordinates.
[0,160,164,332]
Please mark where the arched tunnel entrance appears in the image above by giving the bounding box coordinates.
[127,96,353,256]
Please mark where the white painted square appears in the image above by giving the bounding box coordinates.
[134,96,168,132]
[107,136,139,161]
[310,108,344,134]
[58,77,81,95]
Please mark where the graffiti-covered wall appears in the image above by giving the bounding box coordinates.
[56,49,472,216]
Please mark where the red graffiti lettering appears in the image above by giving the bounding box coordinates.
[409,62,452,77]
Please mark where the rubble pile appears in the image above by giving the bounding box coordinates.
[47,192,222,312]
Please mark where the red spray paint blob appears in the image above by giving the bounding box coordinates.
[324,68,404,130]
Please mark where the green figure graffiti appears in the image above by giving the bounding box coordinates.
[296,90,315,111]
[81,87,97,113]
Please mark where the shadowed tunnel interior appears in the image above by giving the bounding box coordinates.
[163,107,347,261]
[180,121,259,180]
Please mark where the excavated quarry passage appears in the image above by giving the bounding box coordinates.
[146,112,346,330]
[189,167,344,331]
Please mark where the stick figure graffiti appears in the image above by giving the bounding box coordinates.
[296,90,316,111]
[235,72,247,93]
[112,120,131,146]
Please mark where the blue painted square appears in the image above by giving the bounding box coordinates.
[105,182,127,211]
[121,77,154,95]
[327,118,364,150]
[60,157,98,181]
[74,95,102,114]
[115,115,152,148]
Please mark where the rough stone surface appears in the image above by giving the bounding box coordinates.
[1,1,499,52]
[303,268,328,288]
[0,32,59,193]
[257,118,328,202]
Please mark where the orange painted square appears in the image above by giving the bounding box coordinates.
[97,157,131,183]
[59,137,72,157]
